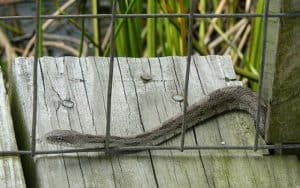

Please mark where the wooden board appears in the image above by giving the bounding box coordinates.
[11,55,300,188]
[0,69,26,188]
[264,0,300,143]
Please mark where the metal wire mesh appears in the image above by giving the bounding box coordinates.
[1,0,300,157]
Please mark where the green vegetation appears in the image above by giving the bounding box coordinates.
[0,0,264,88]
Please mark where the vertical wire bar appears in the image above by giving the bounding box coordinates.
[180,0,194,151]
[254,0,270,151]
[105,0,117,152]
[31,0,42,157]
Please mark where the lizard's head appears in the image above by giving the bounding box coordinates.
[44,129,84,147]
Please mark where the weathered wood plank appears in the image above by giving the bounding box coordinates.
[132,57,209,187]
[264,0,300,143]
[0,69,26,188]
[11,55,300,188]
[90,57,157,187]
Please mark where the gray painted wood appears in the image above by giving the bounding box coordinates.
[11,55,300,188]
[0,69,26,188]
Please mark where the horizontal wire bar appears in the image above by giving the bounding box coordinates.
[0,144,299,156]
[0,13,299,20]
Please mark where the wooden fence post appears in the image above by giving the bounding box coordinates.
[263,0,300,147]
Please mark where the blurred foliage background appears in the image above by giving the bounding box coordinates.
[0,0,265,89]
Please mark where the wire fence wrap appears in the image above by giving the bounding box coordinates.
[104,0,117,153]
[30,0,41,157]
[0,13,300,20]
[1,0,300,157]
[254,0,270,151]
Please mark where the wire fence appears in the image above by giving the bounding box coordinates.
[1,0,300,157]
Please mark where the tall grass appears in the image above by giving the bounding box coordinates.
[244,0,264,90]
[37,0,43,57]
[99,1,262,87]
[0,0,264,88]
[92,0,100,56]
[78,0,87,56]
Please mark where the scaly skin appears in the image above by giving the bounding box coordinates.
[45,86,267,151]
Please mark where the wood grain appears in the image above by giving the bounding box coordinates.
[11,55,300,188]
[0,69,25,188]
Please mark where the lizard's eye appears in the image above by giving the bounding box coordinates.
[57,136,64,141]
